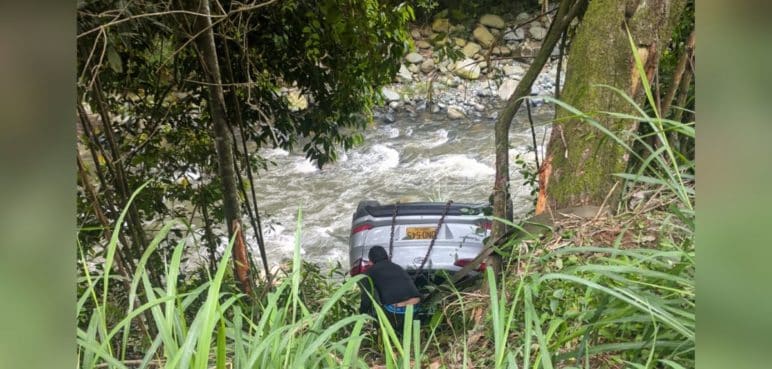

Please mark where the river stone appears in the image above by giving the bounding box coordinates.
[503,63,525,77]
[452,58,481,80]
[447,106,465,119]
[420,59,435,73]
[397,64,412,81]
[479,14,505,29]
[473,25,495,48]
[516,12,530,22]
[287,90,307,111]
[389,101,401,109]
[471,101,486,111]
[432,18,451,33]
[462,42,481,57]
[416,40,432,49]
[405,52,424,64]
[407,64,419,73]
[453,37,467,47]
[514,42,537,58]
[384,112,395,123]
[381,87,400,102]
[529,25,547,40]
[411,29,421,39]
[492,46,511,56]
[497,79,518,101]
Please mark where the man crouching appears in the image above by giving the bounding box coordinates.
[358,246,421,334]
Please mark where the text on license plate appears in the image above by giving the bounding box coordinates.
[406,227,436,240]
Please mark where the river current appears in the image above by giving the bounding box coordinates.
[196,104,555,272]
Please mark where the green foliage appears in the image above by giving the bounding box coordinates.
[76,0,415,274]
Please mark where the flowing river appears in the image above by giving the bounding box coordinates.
[214,103,555,271]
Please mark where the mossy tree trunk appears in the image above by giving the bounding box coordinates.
[535,0,685,214]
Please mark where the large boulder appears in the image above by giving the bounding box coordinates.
[453,58,481,80]
[462,42,482,57]
[479,14,505,29]
[405,52,424,64]
[431,18,451,33]
[497,79,518,101]
[473,25,495,48]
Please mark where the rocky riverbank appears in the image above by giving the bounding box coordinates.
[377,11,566,121]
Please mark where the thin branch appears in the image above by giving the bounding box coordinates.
[78,10,226,38]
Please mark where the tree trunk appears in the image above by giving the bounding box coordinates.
[536,0,686,214]
[189,0,253,295]
[491,0,585,245]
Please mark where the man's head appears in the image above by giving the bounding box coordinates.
[368,246,389,263]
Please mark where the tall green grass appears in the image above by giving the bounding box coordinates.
[77,198,432,369]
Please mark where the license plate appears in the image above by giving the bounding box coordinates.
[406,227,436,240]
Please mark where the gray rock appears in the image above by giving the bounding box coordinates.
[431,104,441,113]
[515,12,530,22]
[462,42,482,57]
[452,58,481,80]
[445,77,460,87]
[411,29,422,39]
[407,63,420,73]
[503,31,518,41]
[503,63,525,76]
[398,64,412,81]
[420,59,435,74]
[405,52,424,64]
[473,25,495,48]
[385,112,395,123]
[447,106,465,119]
[471,101,486,111]
[492,46,511,56]
[497,79,518,101]
[389,101,401,109]
[416,40,432,49]
[529,26,547,40]
[479,14,506,29]
[515,28,526,40]
[381,87,400,102]
[453,37,467,47]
